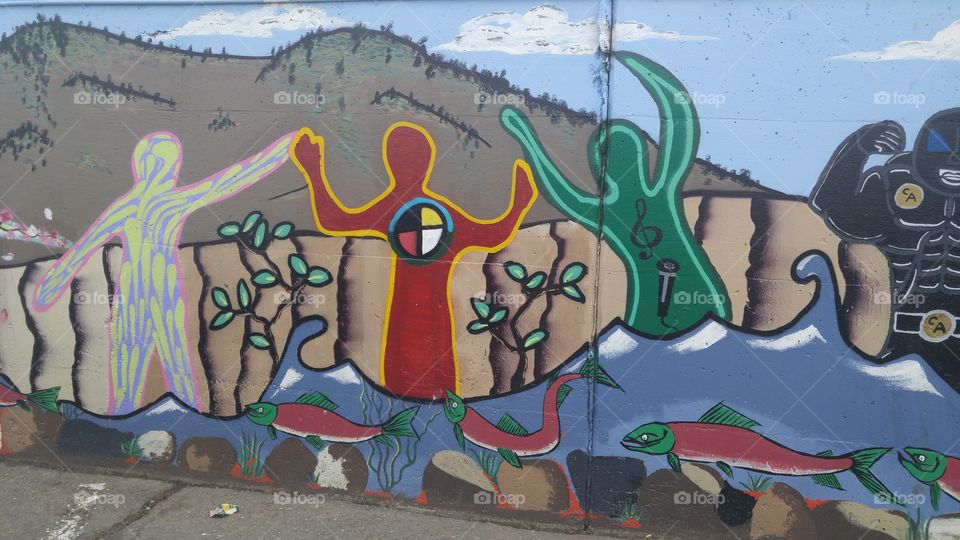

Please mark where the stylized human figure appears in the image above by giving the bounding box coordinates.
[290,122,537,400]
[33,131,296,414]
[500,51,729,335]
[810,108,960,390]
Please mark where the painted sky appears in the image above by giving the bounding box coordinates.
[1,0,958,195]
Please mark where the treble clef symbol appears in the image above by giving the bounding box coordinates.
[630,199,662,260]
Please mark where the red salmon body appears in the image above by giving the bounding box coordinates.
[461,373,581,456]
[669,422,853,476]
[941,456,960,501]
[0,386,27,407]
[274,404,382,443]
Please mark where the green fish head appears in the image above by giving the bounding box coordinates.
[621,422,675,455]
[442,390,466,423]
[899,447,947,484]
[244,402,278,426]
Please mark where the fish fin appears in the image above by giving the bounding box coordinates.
[667,452,682,473]
[716,461,733,479]
[931,482,942,511]
[26,386,60,413]
[381,407,419,438]
[267,425,277,440]
[812,473,844,490]
[578,355,622,390]
[816,450,833,457]
[498,448,522,469]
[847,447,898,505]
[556,385,573,409]
[495,414,529,436]
[454,424,465,451]
[698,402,760,430]
[295,391,338,411]
[305,435,326,451]
[372,433,397,449]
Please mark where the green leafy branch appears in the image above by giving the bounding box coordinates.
[468,260,587,391]
[208,211,332,364]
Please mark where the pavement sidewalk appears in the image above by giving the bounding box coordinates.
[0,461,627,539]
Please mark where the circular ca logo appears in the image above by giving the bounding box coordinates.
[920,310,955,343]
[895,183,924,209]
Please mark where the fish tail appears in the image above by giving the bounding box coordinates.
[578,355,622,390]
[26,387,60,414]
[846,447,897,504]
[381,406,420,439]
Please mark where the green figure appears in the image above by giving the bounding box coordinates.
[500,51,729,334]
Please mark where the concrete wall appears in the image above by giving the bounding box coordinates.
[1,3,959,536]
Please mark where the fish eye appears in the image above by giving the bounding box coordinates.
[257,407,263,413]
[918,455,926,462]
[640,434,648,441]
[451,402,458,408]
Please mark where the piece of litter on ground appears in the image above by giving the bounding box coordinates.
[209,503,239,518]
[44,208,53,220]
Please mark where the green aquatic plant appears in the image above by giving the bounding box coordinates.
[469,449,503,486]
[120,436,142,461]
[238,432,266,479]
[360,380,441,492]
[500,51,729,335]
[739,473,772,493]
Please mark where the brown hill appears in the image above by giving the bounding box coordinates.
[0,19,770,267]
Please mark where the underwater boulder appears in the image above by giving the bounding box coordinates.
[312,444,367,494]
[0,407,39,455]
[635,468,732,536]
[136,431,176,462]
[566,450,646,517]
[421,450,497,509]
[56,419,131,458]
[496,459,569,513]
[750,482,816,540]
[177,437,236,475]
[716,482,756,527]
[265,438,315,486]
[811,501,910,540]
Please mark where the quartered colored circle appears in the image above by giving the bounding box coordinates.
[388,198,453,261]
[895,183,924,209]
[920,309,955,343]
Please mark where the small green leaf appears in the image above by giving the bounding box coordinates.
[252,220,268,249]
[209,311,235,330]
[248,333,271,350]
[211,287,231,309]
[521,329,548,350]
[467,320,489,334]
[503,261,527,282]
[561,262,587,285]
[562,284,585,303]
[252,270,279,287]
[524,271,547,291]
[487,307,508,324]
[217,222,241,238]
[307,267,332,287]
[273,222,294,239]
[289,254,308,276]
[237,279,251,310]
[241,212,262,233]
[470,298,490,319]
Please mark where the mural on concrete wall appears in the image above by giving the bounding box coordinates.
[3,2,960,536]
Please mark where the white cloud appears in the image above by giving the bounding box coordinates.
[831,20,960,62]
[150,4,353,40]
[436,4,716,56]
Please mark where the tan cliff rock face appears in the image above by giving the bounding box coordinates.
[0,195,890,414]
